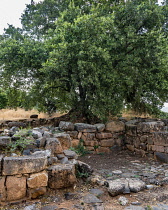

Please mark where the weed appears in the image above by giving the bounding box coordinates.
[98,152,105,155]
[70,139,90,156]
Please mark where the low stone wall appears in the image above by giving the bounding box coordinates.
[125,119,168,161]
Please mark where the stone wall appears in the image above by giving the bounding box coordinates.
[125,119,168,161]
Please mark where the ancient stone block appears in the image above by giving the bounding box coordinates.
[29,187,47,199]
[48,164,77,189]
[152,132,168,146]
[86,146,95,151]
[140,135,148,143]
[137,121,164,133]
[59,121,74,131]
[83,140,98,147]
[155,145,165,153]
[96,132,112,139]
[27,171,48,188]
[100,139,115,147]
[45,138,63,155]
[94,124,105,132]
[147,136,153,145]
[96,147,111,153]
[8,121,26,128]
[6,176,26,201]
[71,139,80,147]
[54,133,71,150]
[78,132,82,139]
[81,133,95,141]
[67,131,78,138]
[133,138,141,148]
[3,156,48,175]
[125,124,137,136]
[63,150,78,159]
[74,123,97,133]
[0,136,11,148]
[155,152,168,163]
[0,177,6,201]
[105,121,125,133]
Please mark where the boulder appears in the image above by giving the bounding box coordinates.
[59,121,74,131]
[6,176,26,201]
[127,178,146,192]
[45,138,63,155]
[105,121,125,133]
[27,171,48,188]
[53,133,71,150]
[3,155,48,175]
[48,164,77,189]
[74,123,97,133]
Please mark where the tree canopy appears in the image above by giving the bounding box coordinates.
[0,0,168,121]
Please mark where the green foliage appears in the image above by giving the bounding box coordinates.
[70,139,90,156]
[0,89,8,109]
[0,0,168,120]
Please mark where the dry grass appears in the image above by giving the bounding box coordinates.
[0,108,63,121]
[121,109,152,120]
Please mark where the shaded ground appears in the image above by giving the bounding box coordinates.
[1,149,168,210]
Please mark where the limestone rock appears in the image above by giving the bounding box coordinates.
[6,176,26,201]
[96,133,113,139]
[48,164,77,189]
[45,138,63,155]
[67,131,78,138]
[94,123,105,132]
[74,123,97,133]
[118,196,128,206]
[127,178,146,193]
[3,155,48,175]
[59,121,74,131]
[0,177,6,201]
[29,187,47,199]
[63,149,78,159]
[155,152,168,163]
[53,133,71,150]
[0,136,11,147]
[76,160,93,177]
[8,121,26,128]
[27,171,48,188]
[107,178,126,196]
[137,121,164,133]
[83,194,103,203]
[100,139,115,147]
[105,121,125,133]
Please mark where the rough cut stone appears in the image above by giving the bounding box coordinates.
[67,131,78,138]
[96,147,111,153]
[155,152,168,163]
[71,139,80,147]
[105,121,125,133]
[8,121,26,128]
[107,179,126,196]
[83,140,98,147]
[107,178,145,196]
[96,133,113,139]
[6,176,26,201]
[137,121,164,133]
[81,133,95,141]
[152,132,168,146]
[94,124,105,132]
[74,123,97,133]
[100,139,115,147]
[45,138,63,155]
[3,156,48,175]
[125,124,137,136]
[53,133,71,150]
[76,160,93,177]
[59,121,74,131]
[29,187,47,199]
[27,171,48,188]
[63,150,78,159]
[48,164,77,189]
[0,136,11,147]
[127,178,146,192]
[0,177,6,201]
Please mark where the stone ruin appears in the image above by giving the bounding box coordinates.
[1,118,168,203]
